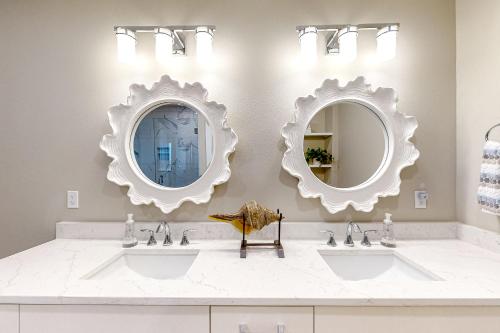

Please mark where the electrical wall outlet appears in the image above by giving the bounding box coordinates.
[67,191,79,209]
[414,190,428,209]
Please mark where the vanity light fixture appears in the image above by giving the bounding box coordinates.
[296,23,399,63]
[336,25,358,62]
[154,28,174,63]
[195,26,214,63]
[377,25,399,61]
[298,26,318,62]
[114,25,216,64]
[115,27,136,64]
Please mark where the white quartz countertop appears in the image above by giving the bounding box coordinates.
[1,238,500,306]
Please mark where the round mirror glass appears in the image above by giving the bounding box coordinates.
[303,102,386,188]
[132,103,214,188]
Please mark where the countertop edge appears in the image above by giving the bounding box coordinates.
[2,296,500,307]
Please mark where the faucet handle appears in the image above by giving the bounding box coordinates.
[361,229,378,247]
[140,229,157,246]
[239,324,249,333]
[320,230,337,247]
[180,229,196,246]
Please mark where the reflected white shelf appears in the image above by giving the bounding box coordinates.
[309,164,332,168]
[304,133,333,139]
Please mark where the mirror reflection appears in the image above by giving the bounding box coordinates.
[303,102,386,188]
[133,104,214,188]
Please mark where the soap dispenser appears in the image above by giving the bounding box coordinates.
[380,213,396,248]
[122,213,138,248]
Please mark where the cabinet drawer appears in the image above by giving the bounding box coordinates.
[211,306,313,333]
[20,305,209,333]
[0,304,19,333]
[315,306,500,333]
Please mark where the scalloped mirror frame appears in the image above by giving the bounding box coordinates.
[100,75,238,214]
[281,77,419,214]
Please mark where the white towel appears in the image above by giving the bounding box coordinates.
[478,140,500,215]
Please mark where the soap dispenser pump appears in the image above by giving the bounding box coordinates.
[122,213,138,248]
[380,213,396,248]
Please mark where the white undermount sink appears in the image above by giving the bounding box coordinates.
[319,250,441,282]
[83,248,199,280]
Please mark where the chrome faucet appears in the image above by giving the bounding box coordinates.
[344,218,362,247]
[156,221,173,246]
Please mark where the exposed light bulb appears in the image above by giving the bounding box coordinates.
[377,25,398,61]
[299,26,318,63]
[338,26,358,62]
[196,26,214,64]
[115,27,136,64]
[155,28,174,63]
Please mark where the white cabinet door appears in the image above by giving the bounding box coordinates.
[211,306,313,333]
[20,305,209,333]
[316,306,500,333]
[0,304,19,333]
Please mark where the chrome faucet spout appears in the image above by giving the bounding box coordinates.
[344,220,362,247]
[156,221,173,246]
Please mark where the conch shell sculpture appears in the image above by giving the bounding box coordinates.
[209,200,282,234]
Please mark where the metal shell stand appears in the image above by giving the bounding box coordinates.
[240,209,284,258]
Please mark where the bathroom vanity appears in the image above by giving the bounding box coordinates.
[1,222,500,333]
[1,77,496,332]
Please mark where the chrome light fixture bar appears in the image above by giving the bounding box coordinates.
[114,25,216,58]
[296,23,399,60]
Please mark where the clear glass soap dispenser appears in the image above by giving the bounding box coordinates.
[380,212,396,248]
[122,213,138,248]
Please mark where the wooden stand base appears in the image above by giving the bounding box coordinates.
[239,209,284,258]
[240,240,285,258]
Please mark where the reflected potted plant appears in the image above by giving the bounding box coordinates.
[305,148,333,166]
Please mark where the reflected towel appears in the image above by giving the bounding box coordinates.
[478,140,500,215]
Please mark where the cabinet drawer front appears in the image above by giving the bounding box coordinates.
[316,306,500,333]
[20,305,209,333]
[211,306,313,333]
[0,304,19,333]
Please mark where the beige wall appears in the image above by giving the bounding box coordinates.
[0,0,456,257]
[456,0,500,232]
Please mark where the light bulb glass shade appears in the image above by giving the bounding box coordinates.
[338,26,358,62]
[196,26,214,63]
[155,28,174,63]
[377,25,398,61]
[116,28,136,64]
[299,26,318,62]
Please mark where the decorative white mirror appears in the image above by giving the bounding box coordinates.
[100,75,238,213]
[281,77,419,213]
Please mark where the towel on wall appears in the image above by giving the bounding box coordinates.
[478,140,500,215]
